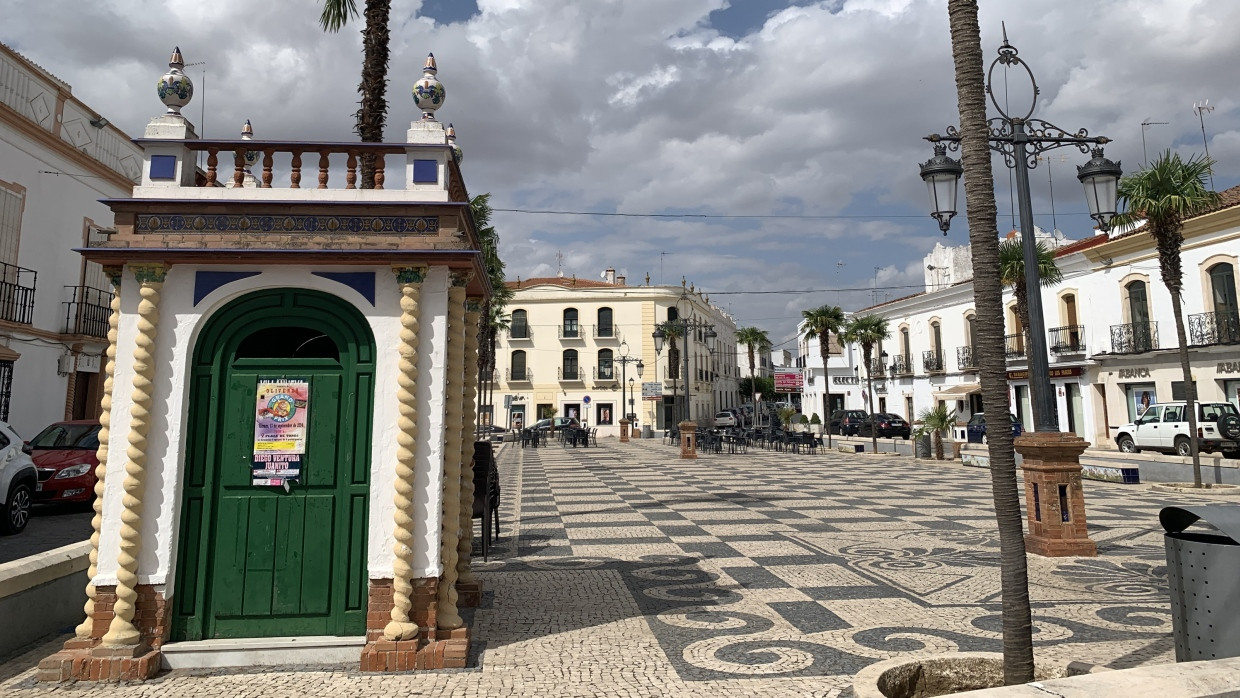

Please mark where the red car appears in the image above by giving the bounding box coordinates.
[27,420,101,504]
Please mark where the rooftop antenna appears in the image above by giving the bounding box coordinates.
[659,251,671,285]
[1140,119,1168,166]
[555,250,565,278]
[185,60,207,169]
[1193,100,1216,189]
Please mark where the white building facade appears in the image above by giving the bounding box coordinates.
[0,43,142,438]
[493,276,740,435]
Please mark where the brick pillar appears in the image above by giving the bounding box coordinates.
[618,418,630,443]
[679,420,698,459]
[1015,431,1097,557]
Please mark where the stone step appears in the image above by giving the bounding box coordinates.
[160,635,365,669]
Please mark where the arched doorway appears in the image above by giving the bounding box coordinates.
[172,289,376,641]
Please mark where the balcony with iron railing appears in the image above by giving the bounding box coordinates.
[507,324,532,340]
[506,367,532,382]
[593,365,615,381]
[1110,322,1158,354]
[891,354,912,376]
[592,324,618,339]
[1189,312,1240,346]
[0,262,37,325]
[922,350,944,374]
[558,366,584,381]
[558,325,583,340]
[868,358,886,376]
[63,285,113,338]
[957,345,979,371]
[1048,325,1086,354]
[480,369,497,383]
[1004,333,1026,359]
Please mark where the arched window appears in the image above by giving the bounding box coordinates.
[510,309,528,339]
[965,314,978,348]
[597,307,614,337]
[667,307,679,322]
[900,326,910,361]
[1125,280,1153,352]
[932,321,943,360]
[562,349,579,380]
[511,350,527,380]
[597,349,613,379]
[1209,263,1239,344]
[562,308,579,338]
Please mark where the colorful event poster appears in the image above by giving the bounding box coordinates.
[252,379,309,486]
[1134,388,1156,418]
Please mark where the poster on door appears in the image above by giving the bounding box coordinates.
[252,379,309,486]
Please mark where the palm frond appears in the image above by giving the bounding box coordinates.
[319,0,359,32]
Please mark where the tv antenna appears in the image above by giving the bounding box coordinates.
[555,250,565,278]
[1193,100,1216,189]
[1140,119,1168,165]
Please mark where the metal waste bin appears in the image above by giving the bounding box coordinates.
[1161,505,1240,661]
[642,425,653,439]
[914,434,932,459]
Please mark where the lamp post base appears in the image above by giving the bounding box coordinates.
[1015,431,1097,557]
[619,419,630,443]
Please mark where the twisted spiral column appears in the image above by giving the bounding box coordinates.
[384,267,426,641]
[102,265,164,647]
[75,269,122,640]
[436,273,470,630]
[455,300,482,585]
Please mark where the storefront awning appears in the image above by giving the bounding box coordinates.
[932,383,980,400]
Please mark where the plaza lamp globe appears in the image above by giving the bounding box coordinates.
[636,359,645,378]
[1077,147,1123,232]
[705,328,717,351]
[652,327,666,354]
[919,143,964,234]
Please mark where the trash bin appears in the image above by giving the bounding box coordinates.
[914,434,932,459]
[642,425,653,439]
[1161,505,1240,661]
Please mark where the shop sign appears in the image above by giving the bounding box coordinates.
[1006,366,1083,381]
[1117,367,1151,380]
[775,370,804,392]
[642,381,663,400]
[252,379,309,486]
[832,376,860,385]
[1218,361,1240,374]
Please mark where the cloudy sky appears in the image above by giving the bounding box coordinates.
[4,0,1238,348]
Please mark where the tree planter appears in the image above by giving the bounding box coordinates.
[852,653,1065,698]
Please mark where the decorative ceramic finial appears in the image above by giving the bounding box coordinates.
[157,46,194,116]
[446,123,462,163]
[241,120,260,176]
[241,119,253,139]
[413,52,445,120]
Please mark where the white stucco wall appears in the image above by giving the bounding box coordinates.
[94,264,451,594]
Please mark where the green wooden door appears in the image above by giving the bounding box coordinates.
[173,289,375,641]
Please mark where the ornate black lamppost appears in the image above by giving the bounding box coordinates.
[615,340,644,434]
[919,31,1121,433]
[652,297,716,425]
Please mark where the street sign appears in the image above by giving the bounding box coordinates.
[774,370,804,392]
[583,395,591,404]
[642,381,662,400]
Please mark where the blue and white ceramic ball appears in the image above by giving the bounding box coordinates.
[157,47,193,115]
[413,53,445,117]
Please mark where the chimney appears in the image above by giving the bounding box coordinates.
[605,267,616,284]
[616,274,626,286]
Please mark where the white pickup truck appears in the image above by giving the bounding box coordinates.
[1115,401,1240,458]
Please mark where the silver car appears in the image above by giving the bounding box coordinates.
[1,420,38,535]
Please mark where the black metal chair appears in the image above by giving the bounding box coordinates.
[472,441,501,561]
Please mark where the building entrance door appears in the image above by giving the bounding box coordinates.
[173,289,374,641]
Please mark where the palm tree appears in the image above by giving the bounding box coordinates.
[918,404,957,461]
[802,305,846,446]
[656,320,686,424]
[736,327,771,425]
[998,237,1063,427]
[471,193,512,429]
[841,314,890,454]
[947,0,1035,682]
[320,0,391,188]
[1113,151,1219,488]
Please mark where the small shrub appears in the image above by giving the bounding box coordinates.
[810,413,821,425]
[799,414,810,424]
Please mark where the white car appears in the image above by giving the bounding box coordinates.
[1115,401,1240,458]
[1,420,38,535]
[714,411,738,428]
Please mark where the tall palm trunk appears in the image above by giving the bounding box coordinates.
[820,335,833,448]
[357,0,391,188]
[1170,290,1203,486]
[864,344,877,453]
[748,346,757,426]
[948,0,1035,683]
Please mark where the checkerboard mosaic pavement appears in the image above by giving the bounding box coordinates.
[2,438,1226,696]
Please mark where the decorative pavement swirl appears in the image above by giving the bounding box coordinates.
[0,438,1223,697]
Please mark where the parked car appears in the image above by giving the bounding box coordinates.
[829,409,869,435]
[965,413,1023,443]
[858,413,911,439]
[1115,402,1240,457]
[531,417,581,432]
[475,424,508,443]
[27,420,101,505]
[1,420,38,535]
[714,411,738,428]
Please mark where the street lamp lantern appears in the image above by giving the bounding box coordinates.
[919,143,964,235]
[652,327,666,354]
[1077,147,1123,232]
[705,327,717,351]
[636,359,645,378]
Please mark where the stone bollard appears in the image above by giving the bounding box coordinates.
[679,420,698,459]
[619,418,630,443]
[1014,431,1097,557]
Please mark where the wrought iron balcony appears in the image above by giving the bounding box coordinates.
[957,345,979,371]
[506,367,532,381]
[593,324,617,339]
[868,358,886,376]
[1110,322,1158,354]
[593,365,614,380]
[63,285,113,338]
[480,369,497,383]
[1048,325,1086,354]
[0,262,36,325]
[558,325,582,339]
[1004,333,1027,359]
[558,366,583,381]
[1188,312,1240,346]
[922,350,944,374]
[663,365,681,381]
[507,324,532,340]
[891,354,912,376]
